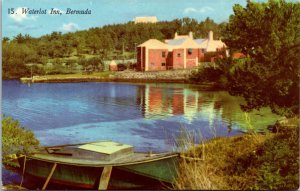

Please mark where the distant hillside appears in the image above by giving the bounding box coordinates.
[2,17,226,79]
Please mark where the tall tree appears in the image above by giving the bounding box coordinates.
[3,42,31,79]
[223,0,300,117]
[3,37,10,43]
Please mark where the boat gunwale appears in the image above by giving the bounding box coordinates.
[24,152,179,167]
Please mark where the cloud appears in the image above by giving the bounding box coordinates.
[60,22,79,32]
[7,23,42,31]
[183,8,197,14]
[183,6,214,14]
[9,7,38,22]
[24,25,42,30]
[11,22,26,28]
[48,8,65,15]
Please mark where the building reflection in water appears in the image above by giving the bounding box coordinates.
[134,83,279,139]
[136,84,207,123]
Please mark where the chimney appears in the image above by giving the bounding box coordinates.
[174,32,178,39]
[189,31,193,39]
[208,31,213,41]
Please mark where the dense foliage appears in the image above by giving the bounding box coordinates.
[176,118,299,190]
[2,116,40,161]
[78,56,105,72]
[191,0,300,117]
[222,0,300,117]
[2,17,224,79]
[189,58,234,88]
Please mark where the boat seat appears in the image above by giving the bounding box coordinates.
[46,147,73,156]
[78,141,134,160]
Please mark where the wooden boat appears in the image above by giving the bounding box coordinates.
[17,140,179,190]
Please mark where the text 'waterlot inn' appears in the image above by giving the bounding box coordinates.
[137,31,227,71]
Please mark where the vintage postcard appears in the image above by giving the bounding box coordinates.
[2,0,299,190]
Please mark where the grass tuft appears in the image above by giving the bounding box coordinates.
[173,117,299,190]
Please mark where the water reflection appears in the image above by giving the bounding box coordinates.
[138,85,200,121]
[2,81,279,151]
[135,84,279,133]
[2,81,280,185]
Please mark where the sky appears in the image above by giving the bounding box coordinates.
[2,0,296,39]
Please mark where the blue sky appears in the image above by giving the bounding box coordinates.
[2,0,296,38]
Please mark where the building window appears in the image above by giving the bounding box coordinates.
[162,51,166,57]
[188,48,193,55]
[177,53,181,57]
[162,63,166,66]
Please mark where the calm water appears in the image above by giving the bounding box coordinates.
[2,80,279,185]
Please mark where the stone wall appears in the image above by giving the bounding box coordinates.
[20,69,197,84]
[113,69,194,81]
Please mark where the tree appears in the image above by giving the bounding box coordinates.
[3,42,31,79]
[2,116,39,161]
[3,37,10,43]
[86,34,102,54]
[223,0,300,117]
[79,56,104,72]
[14,33,25,43]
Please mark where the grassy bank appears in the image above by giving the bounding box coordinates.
[175,118,299,190]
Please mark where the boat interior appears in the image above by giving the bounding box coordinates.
[30,140,178,166]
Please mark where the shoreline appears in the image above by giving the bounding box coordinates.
[20,76,189,83]
[18,71,221,90]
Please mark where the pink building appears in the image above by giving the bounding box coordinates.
[137,31,227,71]
[109,60,118,71]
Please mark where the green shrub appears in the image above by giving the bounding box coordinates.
[190,67,218,82]
[255,126,299,190]
[2,116,39,161]
[175,122,299,190]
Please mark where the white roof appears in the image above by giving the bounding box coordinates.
[198,39,226,52]
[198,39,209,49]
[167,38,200,49]
[139,31,226,51]
[165,38,186,46]
[138,39,170,49]
[195,39,206,45]
[79,141,133,155]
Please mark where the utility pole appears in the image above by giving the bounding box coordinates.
[122,42,125,70]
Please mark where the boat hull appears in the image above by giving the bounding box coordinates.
[18,155,178,189]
